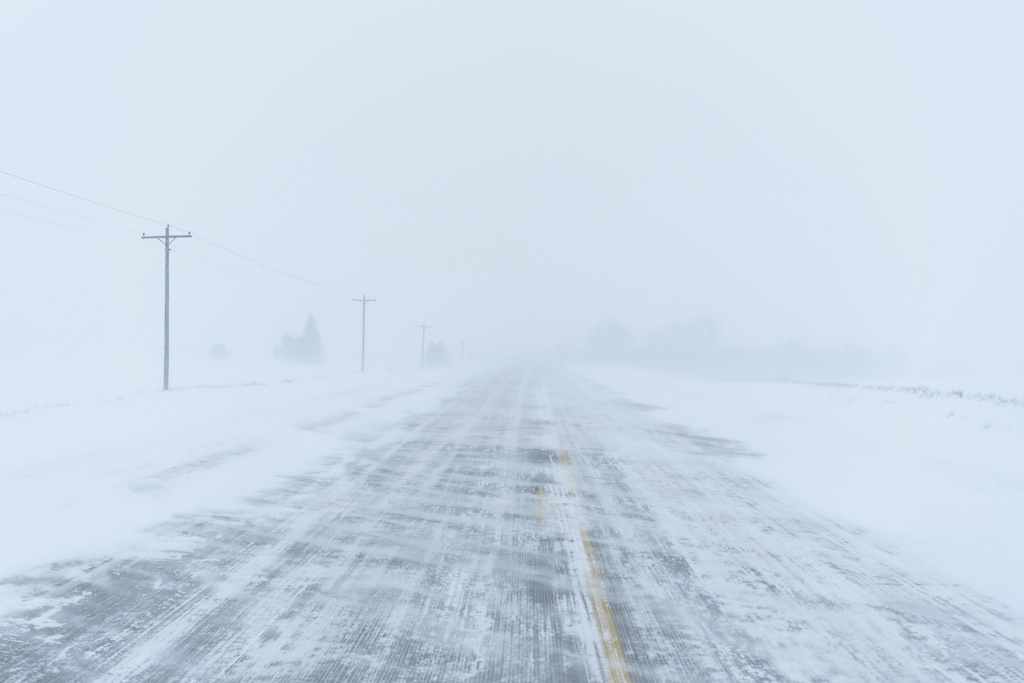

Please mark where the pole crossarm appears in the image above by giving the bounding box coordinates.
[141,234,192,242]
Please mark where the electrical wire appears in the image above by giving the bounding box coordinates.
[378,302,421,324]
[0,169,166,227]
[0,169,445,330]
[0,169,349,292]
[0,191,143,235]
[176,245,351,300]
[193,235,344,293]
[0,207,143,245]
[173,250,343,304]
[182,247,440,332]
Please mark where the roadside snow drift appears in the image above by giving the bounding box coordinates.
[578,365,1024,615]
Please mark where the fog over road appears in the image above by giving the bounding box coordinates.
[2,369,1023,682]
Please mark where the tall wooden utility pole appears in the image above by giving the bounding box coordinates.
[353,295,376,372]
[417,323,431,370]
[142,225,191,390]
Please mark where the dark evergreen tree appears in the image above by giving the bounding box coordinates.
[424,341,450,368]
[274,314,325,365]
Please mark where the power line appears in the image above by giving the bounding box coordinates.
[1,204,343,304]
[0,170,419,307]
[0,206,142,244]
[0,169,450,336]
[176,246,350,300]
[0,169,165,226]
[173,250,337,302]
[0,191,143,234]
[1,201,356,306]
[194,235,343,293]
[196,237,433,329]
[175,249,360,304]
[377,301,419,324]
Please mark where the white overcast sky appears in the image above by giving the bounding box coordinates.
[2,1,1023,386]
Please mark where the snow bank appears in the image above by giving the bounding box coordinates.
[0,367,465,609]
[577,365,1024,615]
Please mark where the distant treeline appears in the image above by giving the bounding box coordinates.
[562,317,900,380]
[275,314,326,365]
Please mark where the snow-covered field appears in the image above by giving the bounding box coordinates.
[0,365,465,613]
[578,365,1024,615]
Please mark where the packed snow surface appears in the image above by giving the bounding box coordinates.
[579,365,1024,615]
[0,367,463,608]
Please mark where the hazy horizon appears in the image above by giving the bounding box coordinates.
[3,1,1024,399]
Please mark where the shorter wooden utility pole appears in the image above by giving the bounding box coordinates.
[418,323,431,370]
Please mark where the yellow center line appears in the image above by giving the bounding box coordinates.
[580,526,631,683]
[556,447,632,683]
[536,490,548,522]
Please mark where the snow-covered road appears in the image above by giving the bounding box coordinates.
[2,368,1024,681]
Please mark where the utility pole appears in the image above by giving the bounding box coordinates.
[141,225,191,391]
[417,323,431,370]
[353,295,376,372]
[459,339,466,365]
